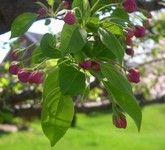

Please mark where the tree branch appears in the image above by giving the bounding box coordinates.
[0,0,164,34]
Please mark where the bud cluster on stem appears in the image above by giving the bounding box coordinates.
[9,63,44,84]
[79,60,100,72]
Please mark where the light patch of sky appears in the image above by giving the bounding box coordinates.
[0,19,64,62]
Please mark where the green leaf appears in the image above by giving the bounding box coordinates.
[98,27,124,65]
[111,8,130,22]
[92,40,116,61]
[40,33,61,58]
[83,0,91,20]
[32,46,48,64]
[72,0,91,21]
[43,68,59,100]
[80,84,90,101]
[100,63,142,131]
[102,22,123,35]
[82,41,93,58]
[107,8,130,27]
[59,66,86,96]
[60,24,87,56]
[86,17,100,33]
[42,69,74,146]
[73,51,85,62]
[46,0,54,6]
[10,13,38,38]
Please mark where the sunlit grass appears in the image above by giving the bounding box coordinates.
[0,104,165,150]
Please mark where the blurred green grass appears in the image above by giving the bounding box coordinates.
[0,104,165,150]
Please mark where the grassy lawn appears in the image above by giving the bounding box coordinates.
[0,104,165,150]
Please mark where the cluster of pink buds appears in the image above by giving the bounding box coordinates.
[122,0,152,58]
[9,63,44,84]
[113,112,127,129]
[79,60,100,72]
[123,28,135,56]
[9,49,44,84]
[9,64,44,84]
[124,25,146,56]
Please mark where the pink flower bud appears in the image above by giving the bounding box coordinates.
[127,68,140,83]
[8,62,21,75]
[122,0,137,13]
[63,11,76,25]
[125,48,134,56]
[28,71,44,84]
[62,1,69,9]
[37,8,47,16]
[125,29,134,38]
[113,113,127,129]
[134,26,146,38]
[143,20,150,29]
[79,60,92,70]
[11,50,19,61]
[94,35,99,41]
[17,69,31,83]
[124,37,133,46]
[91,61,100,72]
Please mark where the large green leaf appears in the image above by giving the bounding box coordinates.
[111,8,130,22]
[82,41,93,58]
[59,66,86,96]
[100,63,142,131]
[86,17,100,34]
[42,69,74,146]
[32,46,48,64]
[92,40,116,61]
[43,68,59,100]
[98,27,124,65]
[102,22,123,35]
[40,33,61,58]
[60,24,87,57]
[10,13,38,38]
[105,8,130,27]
